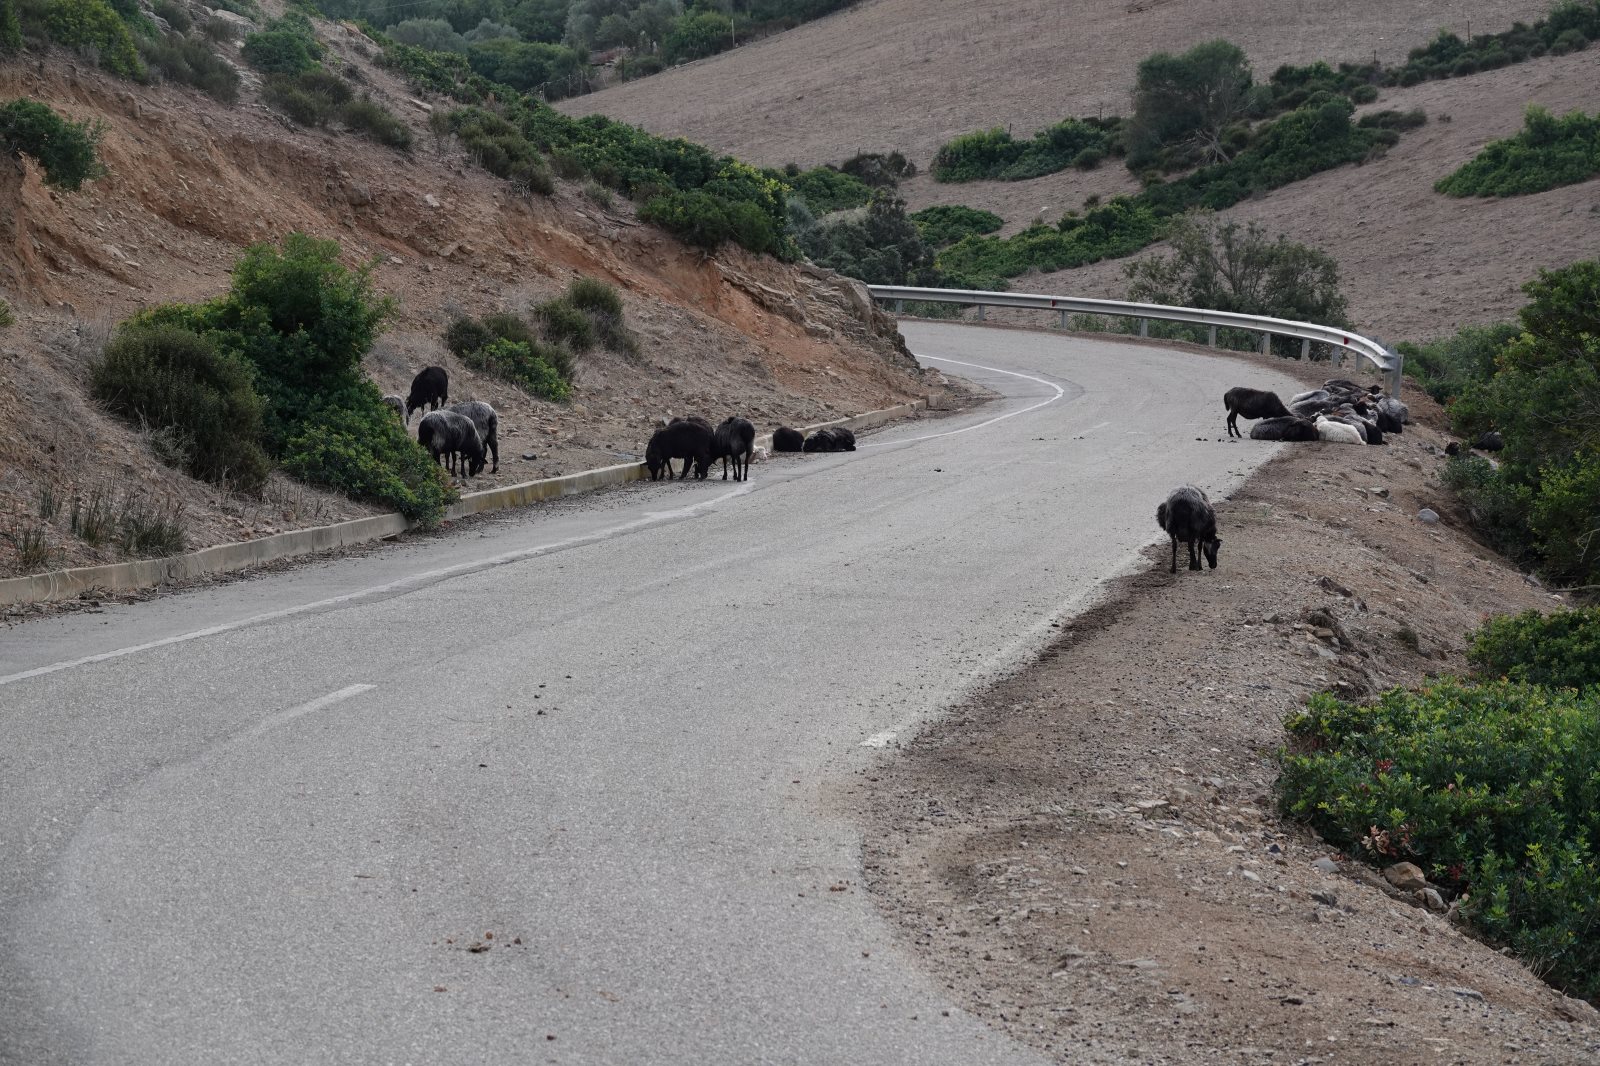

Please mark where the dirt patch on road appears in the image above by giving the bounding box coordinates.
[854,385,1600,1062]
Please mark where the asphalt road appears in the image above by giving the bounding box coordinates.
[0,324,1302,1065]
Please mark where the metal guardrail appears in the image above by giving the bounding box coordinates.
[868,285,1405,398]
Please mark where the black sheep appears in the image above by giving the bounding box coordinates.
[710,416,756,481]
[1249,416,1319,442]
[772,426,804,452]
[831,427,857,451]
[418,409,486,476]
[449,400,499,473]
[1475,430,1505,452]
[1156,485,1222,574]
[406,366,449,423]
[645,420,713,481]
[1223,387,1291,438]
[802,426,857,453]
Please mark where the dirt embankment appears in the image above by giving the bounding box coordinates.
[0,31,931,578]
[848,345,1600,1064]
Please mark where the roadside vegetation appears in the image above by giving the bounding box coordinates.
[1279,605,1600,1005]
[0,98,106,190]
[1436,106,1600,197]
[244,12,412,148]
[108,233,453,523]
[910,205,1003,248]
[442,276,635,402]
[1404,261,1600,592]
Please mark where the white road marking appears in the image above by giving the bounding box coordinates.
[242,684,375,745]
[0,487,752,689]
[858,355,1066,448]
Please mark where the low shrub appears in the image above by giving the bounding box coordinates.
[115,492,186,556]
[139,32,240,103]
[443,314,494,356]
[280,393,452,521]
[45,0,144,78]
[264,68,351,127]
[838,150,915,186]
[1470,607,1600,690]
[1357,108,1428,131]
[910,204,1003,247]
[782,165,873,214]
[931,117,1121,183]
[1436,106,1600,197]
[1279,678,1600,1004]
[340,95,412,149]
[91,322,272,493]
[0,98,106,191]
[0,297,12,327]
[150,0,187,32]
[479,310,534,346]
[565,275,623,317]
[533,297,595,352]
[460,337,570,401]
[2,0,22,53]
[1395,322,1517,403]
[639,188,784,255]
[241,13,321,75]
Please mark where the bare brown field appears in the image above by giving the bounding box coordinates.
[561,0,1556,168]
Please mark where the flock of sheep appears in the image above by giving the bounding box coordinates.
[1223,378,1410,445]
[1157,378,1414,576]
[386,365,861,485]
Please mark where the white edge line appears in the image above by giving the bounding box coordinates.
[858,355,1065,448]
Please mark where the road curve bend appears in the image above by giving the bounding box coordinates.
[0,323,1302,1065]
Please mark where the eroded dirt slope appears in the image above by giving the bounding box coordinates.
[848,344,1600,1063]
[0,24,930,577]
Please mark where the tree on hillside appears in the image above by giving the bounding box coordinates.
[1122,212,1348,326]
[1125,39,1260,170]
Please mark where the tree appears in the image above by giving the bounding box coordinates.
[388,17,468,52]
[1,0,23,54]
[1123,211,1348,325]
[0,98,107,191]
[1126,39,1259,169]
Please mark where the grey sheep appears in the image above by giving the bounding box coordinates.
[449,400,500,473]
[1156,486,1221,574]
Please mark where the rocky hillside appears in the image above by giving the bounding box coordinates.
[0,15,930,577]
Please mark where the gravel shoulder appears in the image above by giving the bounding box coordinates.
[849,368,1600,1062]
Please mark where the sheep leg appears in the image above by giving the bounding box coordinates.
[1227,409,1238,438]
[1188,539,1202,571]
[1169,535,1178,574]
[722,456,729,481]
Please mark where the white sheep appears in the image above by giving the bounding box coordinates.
[1315,417,1366,445]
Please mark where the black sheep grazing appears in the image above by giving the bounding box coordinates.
[1249,416,1319,442]
[1156,486,1221,574]
[406,366,449,423]
[449,400,499,473]
[772,426,804,452]
[1475,430,1505,452]
[418,409,485,476]
[1223,387,1291,438]
[645,420,713,481]
[710,416,756,481]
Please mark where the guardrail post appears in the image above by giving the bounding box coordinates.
[1300,337,1311,361]
[1138,318,1149,338]
[975,304,986,322]
[1259,332,1271,356]
[1058,309,1067,329]
[894,299,904,313]
[1386,351,1405,399]
[1207,324,1217,347]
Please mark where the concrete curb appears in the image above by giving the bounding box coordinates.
[1,399,930,608]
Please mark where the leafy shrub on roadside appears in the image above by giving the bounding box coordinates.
[1470,607,1600,690]
[0,98,106,191]
[91,323,272,493]
[932,118,1122,182]
[1394,322,1518,403]
[340,95,412,149]
[910,204,1003,248]
[1436,106,1600,197]
[264,67,351,127]
[45,0,144,78]
[1279,677,1600,1004]
[139,32,241,102]
[782,165,872,214]
[460,337,570,401]
[242,12,321,74]
[1444,260,1600,588]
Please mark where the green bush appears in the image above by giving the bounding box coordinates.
[280,393,452,520]
[782,165,873,214]
[1358,108,1428,131]
[150,0,188,32]
[91,323,272,493]
[565,275,623,317]
[1395,322,1518,403]
[800,190,941,287]
[1470,607,1600,689]
[910,204,1003,248]
[533,297,595,352]
[139,31,240,102]
[0,296,13,327]
[1279,678,1600,1003]
[264,68,351,126]
[341,95,412,149]
[2,0,22,53]
[0,98,106,191]
[1384,5,1600,90]
[242,14,321,74]
[45,0,144,78]
[1444,261,1600,587]
[479,310,534,345]
[932,118,1121,183]
[461,337,570,401]
[1436,106,1600,197]
[443,314,494,356]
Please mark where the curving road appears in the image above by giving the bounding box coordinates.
[0,324,1301,1065]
